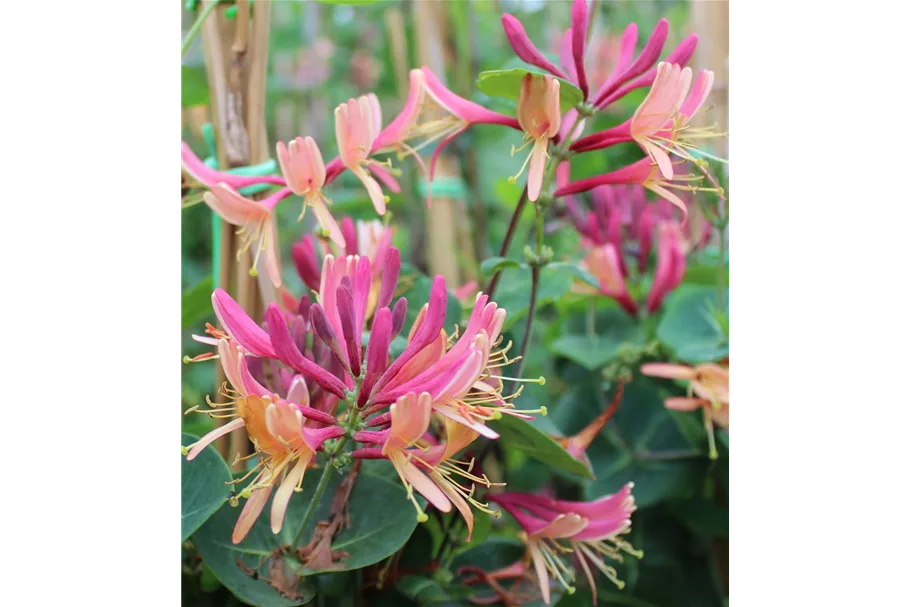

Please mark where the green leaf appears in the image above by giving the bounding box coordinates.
[477,68,583,113]
[583,379,710,506]
[192,461,421,606]
[182,432,232,541]
[396,264,462,332]
[667,500,729,538]
[182,276,214,330]
[451,538,525,572]
[489,414,594,479]
[550,314,646,371]
[480,256,521,276]
[181,65,209,108]
[657,286,728,364]
[496,265,573,330]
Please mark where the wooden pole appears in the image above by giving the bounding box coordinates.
[412,0,462,286]
[200,0,273,469]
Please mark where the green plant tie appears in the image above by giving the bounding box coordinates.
[416,177,468,201]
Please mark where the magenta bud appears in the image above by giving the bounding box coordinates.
[390,297,408,339]
[336,284,362,377]
[291,236,322,293]
[340,217,358,255]
[377,247,401,310]
[309,303,351,373]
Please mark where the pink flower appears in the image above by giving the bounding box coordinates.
[501,14,571,82]
[291,218,396,320]
[512,74,562,201]
[335,94,392,215]
[203,184,293,288]
[641,362,729,458]
[645,221,686,313]
[382,68,520,194]
[182,339,345,544]
[491,486,640,604]
[275,135,344,247]
[352,396,497,535]
[365,291,546,439]
[555,157,709,221]
[631,62,716,179]
[554,382,624,476]
[579,244,638,316]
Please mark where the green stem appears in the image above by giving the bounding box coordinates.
[182,0,221,57]
[485,186,528,299]
[291,435,348,548]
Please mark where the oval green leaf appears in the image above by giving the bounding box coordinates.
[488,414,594,480]
[480,256,521,276]
[657,285,728,364]
[192,460,422,607]
[182,432,232,541]
[477,68,583,113]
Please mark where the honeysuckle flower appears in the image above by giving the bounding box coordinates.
[631,62,692,179]
[182,339,345,544]
[501,13,571,82]
[366,291,546,439]
[492,486,640,605]
[644,221,686,313]
[555,157,721,220]
[630,62,717,179]
[512,74,561,202]
[641,362,729,458]
[352,393,499,533]
[203,184,294,287]
[212,287,350,398]
[377,68,521,193]
[553,382,624,475]
[578,244,638,316]
[335,94,392,215]
[593,24,698,110]
[291,218,396,319]
[275,135,344,247]
[180,141,286,190]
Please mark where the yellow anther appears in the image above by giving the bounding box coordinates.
[248,267,259,277]
[181,446,190,456]
[417,512,428,523]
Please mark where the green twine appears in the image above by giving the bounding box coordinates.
[416,177,468,201]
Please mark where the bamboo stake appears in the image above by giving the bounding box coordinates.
[200,0,273,469]
[412,0,462,285]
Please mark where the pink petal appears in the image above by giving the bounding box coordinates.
[500,14,569,80]
[571,0,590,99]
[640,362,695,380]
[270,454,311,533]
[203,184,269,227]
[211,288,277,358]
[232,483,273,544]
[186,418,245,461]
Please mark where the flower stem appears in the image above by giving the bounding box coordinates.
[182,0,222,57]
[292,435,348,548]
[485,186,528,299]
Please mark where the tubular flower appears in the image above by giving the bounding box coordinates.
[182,340,345,544]
[203,184,294,287]
[640,362,729,458]
[631,62,718,179]
[335,94,393,215]
[378,68,520,194]
[492,486,641,605]
[578,244,638,316]
[291,217,396,321]
[512,74,562,201]
[276,136,344,247]
[354,400,500,534]
[366,291,547,439]
[554,157,721,221]
[644,221,686,313]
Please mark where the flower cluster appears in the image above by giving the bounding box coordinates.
[183,231,545,543]
[566,183,709,315]
[460,485,641,605]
